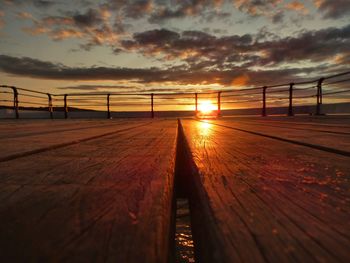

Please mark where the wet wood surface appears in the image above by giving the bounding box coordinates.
[0,119,177,262]
[181,117,350,263]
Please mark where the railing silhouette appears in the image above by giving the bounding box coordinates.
[1,70,350,119]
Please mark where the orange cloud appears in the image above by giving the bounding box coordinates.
[42,16,73,26]
[22,25,49,35]
[50,29,84,40]
[285,1,308,14]
[231,74,249,87]
[16,12,33,19]
[313,0,323,8]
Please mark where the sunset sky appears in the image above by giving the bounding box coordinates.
[0,0,349,110]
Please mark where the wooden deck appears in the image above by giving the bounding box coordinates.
[0,116,349,262]
[0,119,177,262]
[181,117,350,263]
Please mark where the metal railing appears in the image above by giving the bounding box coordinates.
[1,70,350,119]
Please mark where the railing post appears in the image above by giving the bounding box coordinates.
[107,94,111,119]
[217,91,221,117]
[262,86,267,117]
[195,93,198,116]
[47,93,53,119]
[288,83,294,116]
[64,94,68,119]
[11,86,19,119]
[151,93,154,118]
[316,78,324,115]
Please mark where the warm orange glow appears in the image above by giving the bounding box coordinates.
[231,74,249,86]
[198,121,212,136]
[198,100,216,114]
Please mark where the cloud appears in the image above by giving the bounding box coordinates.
[72,8,103,27]
[232,0,310,22]
[121,28,253,68]
[233,0,281,16]
[2,0,55,8]
[56,84,141,92]
[32,0,54,8]
[22,6,122,49]
[256,24,350,66]
[272,11,284,23]
[231,74,250,86]
[148,0,224,23]
[314,0,350,19]
[55,84,207,94]
[120,24,350,70]
[0,54,331,87]
[50,28,84,41]
[124,0,153,19]
[103,0,153,20]
[285,1,308,14]
[16,12,33,19]
[0,11,4,29]
[0,54,169,82]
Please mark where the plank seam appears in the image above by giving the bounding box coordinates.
[0,122,152,163]
[0,121,131,140]
[196,120,350,157]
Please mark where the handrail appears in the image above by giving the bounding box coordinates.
[1,69,349,118]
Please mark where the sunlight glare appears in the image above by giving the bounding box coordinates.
[198,100,216,114]
[198,121,212,136]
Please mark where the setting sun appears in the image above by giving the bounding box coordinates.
[198,100,216,114]
[196,100,217,118]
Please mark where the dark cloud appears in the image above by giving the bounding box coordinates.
[72,8,103,27]
[256,24,350,66]
[128,29,180,46]
[315,0,350,19]
[0,54,162,82]
[22,5,123,50]
[124,0,152,19]
[148,0,223,23]
[0,54,330,87]
[120,23,350,70]
[272,11,284,23]
[121,28,253,68]
[104,0,152,19]
[55,84,203,94]
[32,0,54,8]
[2,0,55,8]
[56,84,141,92]
[233,0,281,16]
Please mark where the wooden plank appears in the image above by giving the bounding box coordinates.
[0,120,151,160]
[227,116,350,126]
[0,119,99,133]
[226,118,350,134]
[210,118,350,153]
[0,119,131,140]
[181,119,350,263]
[0,120,177,262]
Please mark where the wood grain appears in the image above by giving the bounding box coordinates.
[0,120,177,263]
[181,118,350,263]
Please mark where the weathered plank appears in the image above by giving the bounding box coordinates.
[181,119,350,263]
[0,119,131,140]
[227,117,350,134]
[229,115,350,126]
[210,117,350,153]
[0,120,177,263]
[0,120,151,160]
